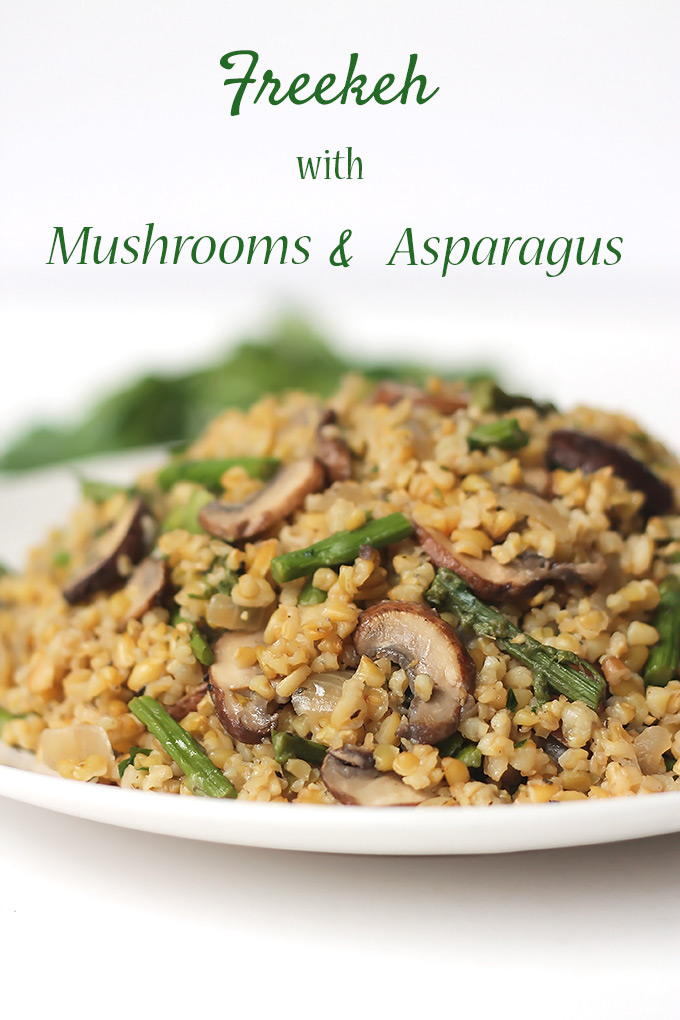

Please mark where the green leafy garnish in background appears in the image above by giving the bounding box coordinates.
[0,318,494,472]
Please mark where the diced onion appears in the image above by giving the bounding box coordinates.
[38,724,114,772]
[291,673,351,724]
[206,593,268,631]
[497,488,571,551]
[633,726,671,775]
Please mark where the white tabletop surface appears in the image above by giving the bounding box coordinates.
[1,794,677,1018]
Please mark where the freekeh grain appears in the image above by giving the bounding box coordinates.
[1,375,679,804]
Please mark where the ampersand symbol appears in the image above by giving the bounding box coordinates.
[330,228,353,267]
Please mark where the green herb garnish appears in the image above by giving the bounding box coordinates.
[118,746,152,778]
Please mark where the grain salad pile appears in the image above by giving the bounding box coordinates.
[1,373,680,807]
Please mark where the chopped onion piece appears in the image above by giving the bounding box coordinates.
[633,726,672,775]
[496,488,571,555]
[291,673,351,724]
[206,593,269,631]
[38,724,114,773]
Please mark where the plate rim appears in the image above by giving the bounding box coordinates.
[2,757,680,855]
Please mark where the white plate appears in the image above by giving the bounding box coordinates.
[2,452,680,855]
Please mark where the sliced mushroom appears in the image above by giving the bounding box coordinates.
[542,732,569,766]
[315,410,352,483]
[63,498,147,605]
[372,380,467,416]
[547,430,673,517]
[167,682,209,721]
[320,745,428,806]
[123,556,169,621]
[208,631,277,744]
[199,458,325,541]
[415,523,606,603]
[353,601,476,745]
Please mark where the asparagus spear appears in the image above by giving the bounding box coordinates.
[160,487,213,534]
[467,419,529,452]
[471,379,556,417]
[271,730,327,767]
[644,576,680,687]
[297,578,327,606]
[426,569,606,710]
[129,695,236,798]
[190,626,215,667]
[270,512,414,584]
[157,457,280,492]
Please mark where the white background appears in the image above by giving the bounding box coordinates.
[1,0,678,441]
[1,3,679,1017]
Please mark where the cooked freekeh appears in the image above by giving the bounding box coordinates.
[1,373,680,806]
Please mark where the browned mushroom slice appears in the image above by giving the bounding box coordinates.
[547,429,673,517]
[63,498,147,605]
[167,682,209,721]
[542,732,569,767]
[371,380,468,415]
[208,631,277,744]
[123,556,169,621]
[198,458,325,541]
[353,601,476,745]
[320,745,428,806]
[315,410,352,483]
[415,523,605,603]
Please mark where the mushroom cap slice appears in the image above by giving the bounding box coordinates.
[63,498,147,605]
[198,458,325,542]
[415,523,606,603]
[320,745,428,806]
[315,411,352,484]
[371,381,467,416]
[547,430,673,517]
[353,601,476,745]
[208,631,277,744]
[123,556,169,621]
[167,682,209,721]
